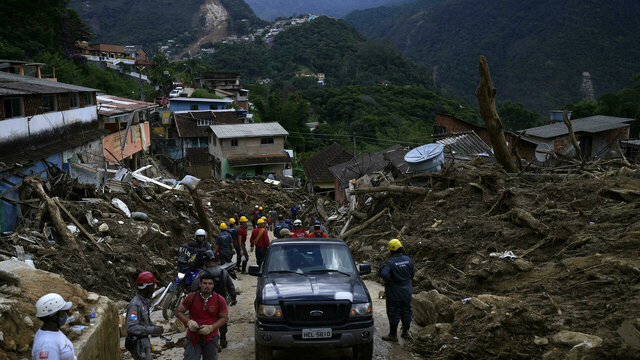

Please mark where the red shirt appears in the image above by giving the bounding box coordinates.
[306,230,328,238]
[182,292,228,342]
[292,229,308,238]
[236,226,248,245]
[250,227,270,247]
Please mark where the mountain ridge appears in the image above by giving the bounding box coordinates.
[244,0,411,21]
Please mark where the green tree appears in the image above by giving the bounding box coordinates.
[497,102,542,131]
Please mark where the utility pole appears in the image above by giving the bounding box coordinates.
[352,131,356,158]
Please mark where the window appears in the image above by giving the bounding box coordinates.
[231,138,238,147]
[69,93,79,108]
[3,97,23,118]
[197,119,213,126]
[209,104,218,110]
[261,137,274,145]
[41,95,56,112]
[190,105,199,110]
[83,92,94,106]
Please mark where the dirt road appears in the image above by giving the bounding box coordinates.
[123,267,420,360]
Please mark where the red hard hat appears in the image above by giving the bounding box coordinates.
[136,271,159,285]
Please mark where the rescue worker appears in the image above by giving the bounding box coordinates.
[32,293,76,360]
[273,215,287,238]
[292,219,308,238]
[284,219,293,231]
[125,272,164,359]
[279,228,292,238]
[250,218,270,267]
[268,208,278,231]
[191,251,237,349]
[227,218,240,266]
[215,223,234,265]
[189,229,212,251]
[176,272,228,360]
[308,220,328,235]
[291,204,298,219]
[378,239,415,341]
[257,206,264,220]
[306,220,328,238]
[251,205,259,228]
[236,216,250,273]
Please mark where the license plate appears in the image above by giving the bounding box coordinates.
[302,328,332,339]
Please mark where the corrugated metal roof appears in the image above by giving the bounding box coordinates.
[97,95,157,116]
[170,97,234,103]
[435,131,494,157]
[0,71,98,96]
[209,122,288,139]
[522,115,634,139]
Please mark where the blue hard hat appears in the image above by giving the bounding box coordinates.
[314,220,321,225]
[285,219,291,224]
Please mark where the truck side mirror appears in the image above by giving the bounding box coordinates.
[248,265,262,276]
[358,264,371,275]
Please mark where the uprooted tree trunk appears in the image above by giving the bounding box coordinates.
[188,186,214,247]
[351,185,429,196]
[342,209,386,239]
[23,176,81,252]
[475,56,517,173]
[563,110,583,161]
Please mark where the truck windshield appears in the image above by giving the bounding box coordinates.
[267,243,356,275]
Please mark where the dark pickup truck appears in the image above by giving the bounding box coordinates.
[249,238,374,360]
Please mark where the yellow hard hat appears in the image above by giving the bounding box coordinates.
[220,223,228,230]
[388,239,402,251]
[261,216,267,221]
[259,206,263,210]
[229,218,236,224]
[239,216,248,222]
[257,218,265,225]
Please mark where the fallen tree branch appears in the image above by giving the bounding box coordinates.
[23,177,81,253]
[509,208,548,234]
[351,184,429,196]
[342,209,386,239]
[188,186,214,249]
[563,110,583,161]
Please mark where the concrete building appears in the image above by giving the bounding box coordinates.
[208,122,290,180]
[168,97,233,112]
[0,71,105,232]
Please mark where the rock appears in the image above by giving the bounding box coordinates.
[0,269,19,286]
[418,323,453,342]
[551,330,603,348]
[469,297,490,310]
[98,223,109,233]
[513,258,534,272]
[534,336,549,345]
[0,285,21,296]
[412,290,454,326]
[22,316,33,327]
[87,292,100,302]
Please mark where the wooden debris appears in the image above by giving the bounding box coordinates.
[342,209,386,239]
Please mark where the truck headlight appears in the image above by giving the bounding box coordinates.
[258,305,283,319]
[350,302,372,317]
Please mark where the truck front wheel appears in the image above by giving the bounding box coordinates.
[255,342,273,360]
[353,341,373,360]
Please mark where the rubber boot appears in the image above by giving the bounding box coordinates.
[241,260,247,273]
[381,333,398,342]
[401,328,410,339]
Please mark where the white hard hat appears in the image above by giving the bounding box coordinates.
[293,219,302,226]
[35,293,72,318]
[255,205,259,209]
[195,229,206,238]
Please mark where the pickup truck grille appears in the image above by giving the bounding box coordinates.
[282,301,350,326]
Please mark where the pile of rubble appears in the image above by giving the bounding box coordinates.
[335,158,640,359]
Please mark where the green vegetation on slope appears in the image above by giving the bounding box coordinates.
[346,0,640,113]
[203,17,432,88]
[566,74,640,120]
[244,0,411,21]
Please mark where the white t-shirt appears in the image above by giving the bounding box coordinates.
[31,329,77,360]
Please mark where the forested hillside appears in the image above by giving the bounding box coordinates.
[346,0,640,113]
[244,0,410,21]
[68,0,266,48]
[202,17,432,88]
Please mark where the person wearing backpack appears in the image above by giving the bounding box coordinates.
[191,251,237,349]
[176,272,228,360]
[273,214,287,238]
[306,220,328,238]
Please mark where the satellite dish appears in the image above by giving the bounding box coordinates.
[535,143,552,163]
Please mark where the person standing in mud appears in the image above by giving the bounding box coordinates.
[215,223,234,265]
[378,239,414,342]
[125,272,164,360]
[250,218,270,267]
[236,216,250,272]
[227,218,240,266]
[176,272,228,360]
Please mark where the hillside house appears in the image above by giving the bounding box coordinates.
[197,72,242,98]
[302,143,352,196]
[520,115,636,160]
[208,122,290,180]
[0,71,105,232]
[168,97,233,112]
[329,150,388,203]
[0,59,46,79]
[97,95,157,169]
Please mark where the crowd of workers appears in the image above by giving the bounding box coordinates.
[31,202,414,360]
